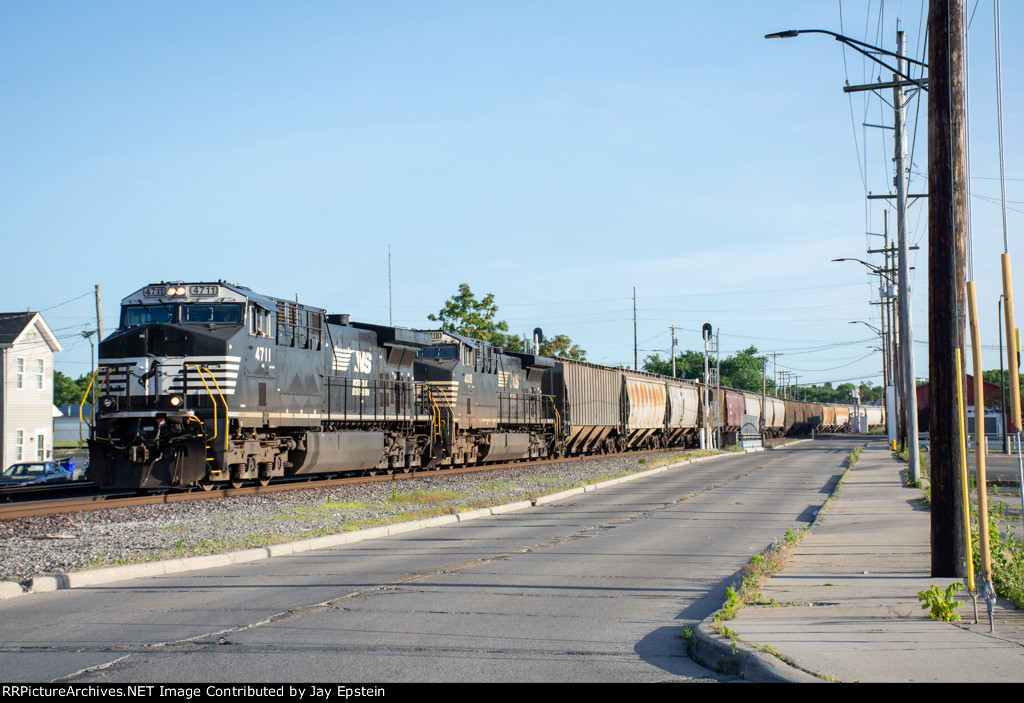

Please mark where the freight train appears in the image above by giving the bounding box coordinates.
[85,282,882,491]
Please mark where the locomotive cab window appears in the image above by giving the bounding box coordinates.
[248,304,275,338]
[182,303,242,325]
[121,304,175,328]
[417,345,458,359]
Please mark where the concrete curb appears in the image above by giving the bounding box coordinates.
[2,445,781,597]
[687,619,822,683]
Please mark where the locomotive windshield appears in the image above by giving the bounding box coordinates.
[119,303,243,328]
[417,345,458,359]
[121,304,175,327]
[181,303,243,325]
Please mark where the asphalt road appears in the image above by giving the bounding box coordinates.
[0,439,856,683]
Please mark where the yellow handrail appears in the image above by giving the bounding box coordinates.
[423,384,454,444]
[78,368,111,442]
[544,395,561,435]
[424,386,444,442]
[186,365,217,441]
[200,365,230,451]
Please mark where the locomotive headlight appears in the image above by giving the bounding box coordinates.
[175,286,187,295]
[160,394,184,410]
[99,396,116,411]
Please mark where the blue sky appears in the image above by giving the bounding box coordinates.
[3,1,1022,391]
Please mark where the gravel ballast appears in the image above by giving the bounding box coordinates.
[0,450,726,589]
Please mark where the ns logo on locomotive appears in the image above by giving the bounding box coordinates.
[85,281,877,492]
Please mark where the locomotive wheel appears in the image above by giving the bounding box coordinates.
[197,480,215,492]
[230,478,244,489]
[257,476,271,487]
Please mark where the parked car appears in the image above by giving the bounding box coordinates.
[0,461,75,487]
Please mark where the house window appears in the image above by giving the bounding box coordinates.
[15,430,23,461]
[36,431,45,461]
[36,359,44,390]
[16,358,23,389]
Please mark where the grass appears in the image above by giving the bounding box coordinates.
[473,480,514,492]
[391,489,467,505]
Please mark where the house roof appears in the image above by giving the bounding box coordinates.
[0,312,62,352]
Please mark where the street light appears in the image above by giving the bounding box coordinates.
[850,320,882,336]
[768,23,922,481]
[765,28,928,90]
[834,256,901,438]
[832,256,886,273]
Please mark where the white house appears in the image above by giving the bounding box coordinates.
[0,312,63,469]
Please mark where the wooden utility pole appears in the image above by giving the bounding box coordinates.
[928,0,969,577]
[94,284,103,341]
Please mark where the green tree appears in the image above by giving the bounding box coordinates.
[720,346,768,392]
[642,351,705,379]
[539,334,587,361]
[428,284,513,346]
[54,370,91,406]
[643,346,772,393]
[428,284,586,359]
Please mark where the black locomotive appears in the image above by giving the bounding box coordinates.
[86,282,562,490]
[86,281,877,491]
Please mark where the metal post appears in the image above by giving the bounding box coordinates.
[1000,296,1009,452]
[762,358,767,441]
[670,325,677,378]
[895,29,921,484]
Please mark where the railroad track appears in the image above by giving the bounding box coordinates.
[0,451,678,521]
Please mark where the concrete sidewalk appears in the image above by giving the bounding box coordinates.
[691,438,1024,683]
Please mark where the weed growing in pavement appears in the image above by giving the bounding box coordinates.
[784,527,806,545]
[680,627,695,654]
[847,447,862,467]
[918,583,962,622]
